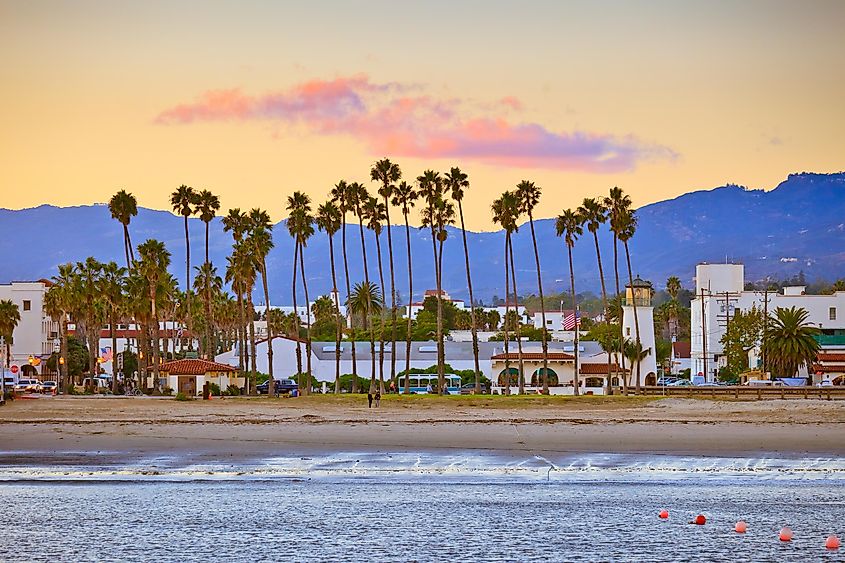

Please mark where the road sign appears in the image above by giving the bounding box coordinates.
[10,365,18,374]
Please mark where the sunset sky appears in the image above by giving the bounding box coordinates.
[1,0,843,230]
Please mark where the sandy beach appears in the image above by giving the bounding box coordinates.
[1,395,844,467]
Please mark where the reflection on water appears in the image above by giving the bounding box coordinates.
[0,467,843,562]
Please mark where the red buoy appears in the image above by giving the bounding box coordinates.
[693,514,706,525]
[779,527,793,542]
[734,521,747,533]
[659,509,669,519]
[826,535,841,550]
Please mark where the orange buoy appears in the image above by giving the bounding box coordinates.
[826,535,841,550]
[693,514,706,525]
[659,509,669,519]
[734,521,747,533]
[779,527,793,542]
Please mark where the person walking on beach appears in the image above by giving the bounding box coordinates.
[374,390,381,407]
[367,392,373,408]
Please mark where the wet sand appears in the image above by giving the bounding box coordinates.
[1,395,843,466]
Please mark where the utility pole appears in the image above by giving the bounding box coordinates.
[762,285,769,375]
[700,287,707,382]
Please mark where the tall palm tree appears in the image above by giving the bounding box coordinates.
[371,158,402,387]
[0,299,21,371]
[448,167,482,394]
[364,195,388,394]
[247,209,274,376]
[47,263,77,391]
[286,194,308,376]
[100,261,126,393]
[330,180,360,394]
[605,187,632,393]
[226,241,258,392]
[170,185,199,350]
[296,205,315,395]
[391,180,418,393]
[502,193,525,394]
[316,201,344,393]
[196,190,221,357]
[491,193,514,392]
[617,209,643,393]
[348,182,378,389]
[665,275,682,339]
[347,280,383,382]
[556,209,583,396]
[136,240,171,390]
[222,208,248,369]
[579,196,611,393]
[516,180,550,393]
[762,306,820,378]
[193,262,223,353]
[108,189,138,270]
[76,257,104,381]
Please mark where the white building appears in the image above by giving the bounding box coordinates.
[690,263,845,382]
[0,280,57,377]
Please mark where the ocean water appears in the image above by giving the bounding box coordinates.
[0,454,843,562]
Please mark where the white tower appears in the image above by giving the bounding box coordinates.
[621,277,657,385]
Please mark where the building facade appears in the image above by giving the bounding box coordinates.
[0,280,57,376]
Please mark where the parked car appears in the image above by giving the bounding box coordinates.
[14,379,42,393]
[668,379,693,387]
[81,377,111,392]
[460,383,489,395]
[41,381,58,394]
[656,377,678,386]
[256,378,299,395]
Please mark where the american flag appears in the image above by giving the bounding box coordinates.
[563,311,581,330]
[100,346,113,362]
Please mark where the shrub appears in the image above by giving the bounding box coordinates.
[162,386,174,396]
[225,384,241,396]
[174,392,191,401]
[208,382,221,396]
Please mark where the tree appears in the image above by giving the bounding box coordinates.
[491,192,519,393]
[517,180,549,393]
[170,185,199,350]
[761,306,820,379]
[136,240,171,390]
[363,195,388,394]
[75,257,104,380]
[555,209,583,395]
[371,158,402,388]
[0,299,21,393]
[247,209,274,378]
[347,280,383,391]
[448,167,481,393]
[349,181,378,389]
[196,190,221,357]
[330,180,361,394]
[108,189,138,270]
[316,200,344,393]
[719,306,765,378]
[605,187,632,393]
[391,180,418,393]
[46,263,77,391]
[100,261,126,393]
[617,208,643,393]
[287,192,314,392]
[226,241,258,393]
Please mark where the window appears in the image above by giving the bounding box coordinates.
[831,307,837,321]
[23,300,31,311]
[546,320,553,325]
[626,327,631,336]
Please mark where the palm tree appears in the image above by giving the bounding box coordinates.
[136,240,171,390]
[196,190,221,357]
[108,189,138,270]
[100,261,126,393]
[46,263,77,391]
[363,195,388,394]
[226,241,258,392]
[448,167,482,393]
[170,185,199,350]
[76,257,104,381]
[193,262,223,352]
[391,180,418,393]
[330,180,360,394]
[556,209,583,396]
[247,209,274,376]
[623,338,650,389]
[605,187,632,392]
[762,306,820,378]
[287,192,315,392]
[665,275,682,339]
[371,158,402,388]
[666,276,681,301]
[286,193,309,376]
[516,180,550,393]
[0,299,21,370]
[491,193,516,393]
[222,208,248,369]
[316,201,344,393]
[348,182,378,389]
[579,197,611,393]
[347,281,383,380]
[617,209,643,393]
[503,196,525,394]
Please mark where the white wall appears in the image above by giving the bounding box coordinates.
[0,281,56,374]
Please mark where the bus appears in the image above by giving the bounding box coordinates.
[401,373,462,394]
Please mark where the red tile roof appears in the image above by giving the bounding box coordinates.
[813,364,845,374]
[672,341,691,359]
[158,359,237,375]
[491,352,574,360]
[580,363,628,375]
[817,353,845,362]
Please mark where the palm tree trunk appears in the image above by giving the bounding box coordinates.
[298,243,313,396]
[437,236,446,395]
[375,230,386,395]
[60,315,69,392]
[593,231,612,394]
[205,222,214,360]
[341,219,358,394]
[403,208,413,394]
[184,216,193,351]
[248,294,257,395]
[458,201,481,394]
[624,240,642,394]
[292,240,302,375]
[111,316,118,394]
[150,290,161,391]
[568,245,580,396]
[429,223,444,394]
[383,196,398,389]
[123,225,133,270]
[614,234,628,395]
[328,233,341,394]
[508,237,525,394]
[502,234,511,393]
[355,212,376,391]
[527,213,548,394]
[261,261,273,382]
[236,292,244,372]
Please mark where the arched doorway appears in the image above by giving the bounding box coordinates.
[498,367,519,386]
[531,368,558,386]
[832,375,844,386]
[645,372,657,386]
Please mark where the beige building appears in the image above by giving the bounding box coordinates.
[158,358,243,396]
[490,351,627,394]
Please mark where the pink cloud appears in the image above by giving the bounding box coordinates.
[155,75,675,172]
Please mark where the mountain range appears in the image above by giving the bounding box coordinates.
[2,171,843,304]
